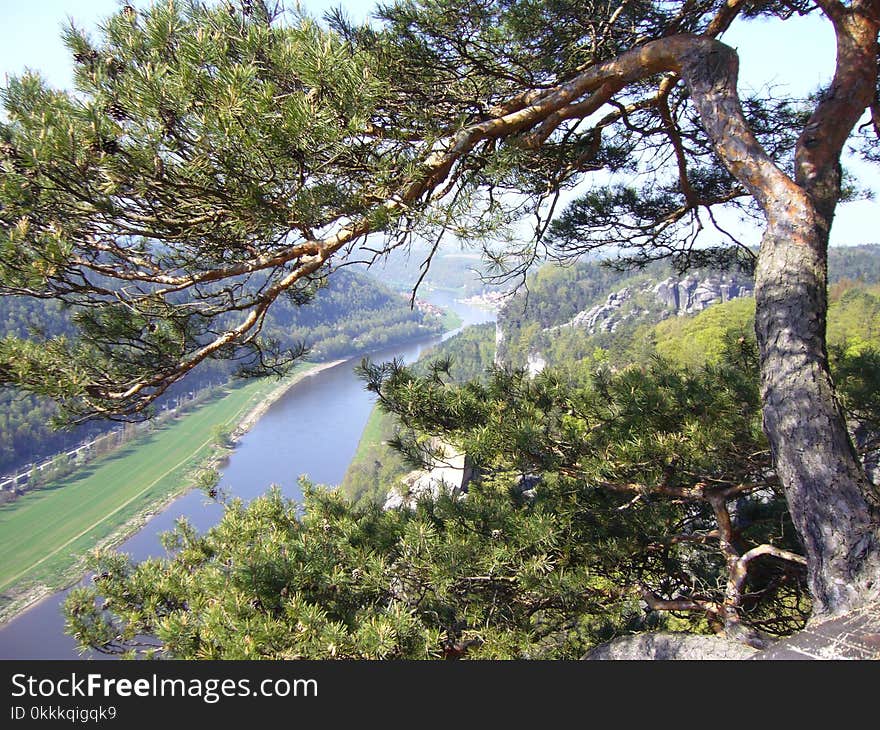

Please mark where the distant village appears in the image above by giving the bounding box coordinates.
[457,290,512,311]
[412,299,445,318]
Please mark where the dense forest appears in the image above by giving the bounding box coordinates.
[0,269,442,476]
[263,268,444,360]
[497,245,880,369]
[0,298,108,474]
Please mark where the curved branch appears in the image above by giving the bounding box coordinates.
[657,76,698,206]
[21,33,806,416]
[730,544,809,607]
[795,0,880,204]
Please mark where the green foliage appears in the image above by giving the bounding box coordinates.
[496,260,636,367]
[211,424,233,447]
[59,249,880,658]
[654,297,756,368]
[264,269,444,361]
[0,0,401,419]
[415,323,497,384]
[363,347,767,491]
[828,246,880,285]
[65,479,665,659]
[3,0,879,657]
[359,343,817,632]
[0,0,877,422]
[652,283,880,373]
[826,285,880,356]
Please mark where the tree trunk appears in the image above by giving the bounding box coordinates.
[668,4,880,620]
[754,199,880,618]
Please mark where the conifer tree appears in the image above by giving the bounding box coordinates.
[3,0,879,636]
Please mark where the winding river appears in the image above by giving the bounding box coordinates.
[0,289,494,659]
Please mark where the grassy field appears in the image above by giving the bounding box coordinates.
[442,308,464,331]
[349,404,393,468]
[0,371,303,605]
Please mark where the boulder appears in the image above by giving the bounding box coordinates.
[583,632,759,660]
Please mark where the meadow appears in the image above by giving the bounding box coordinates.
[0,373,292,609]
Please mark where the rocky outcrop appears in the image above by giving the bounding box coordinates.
[583,632,759,660]
[554,287,640,335]
[384,440,473,511]
[494,320,506,367]
[550,272,753,338]
[751,603,880,660]
[494,270,755,372]
[652,273,753,315]
[582,602,880,660]
[526,351,546,376]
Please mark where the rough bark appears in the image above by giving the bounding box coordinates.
[668,3,880,618]
[754,208,880,617]
[582,633,759,660]
[751,1,880,618]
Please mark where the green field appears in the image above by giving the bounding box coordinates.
[442,308,464,331]
[0,372,301,604]
[348,404,393,468]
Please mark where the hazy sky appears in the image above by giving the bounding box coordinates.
[0,1,876,246]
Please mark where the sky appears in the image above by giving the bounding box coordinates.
[0,0,876,247]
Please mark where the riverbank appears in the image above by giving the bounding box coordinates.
[0,359,343,628]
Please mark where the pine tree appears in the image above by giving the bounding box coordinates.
[3,0,879,638]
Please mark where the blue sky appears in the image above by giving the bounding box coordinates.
[0,1,876,245]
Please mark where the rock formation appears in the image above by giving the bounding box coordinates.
[384,440,473,510]
[552,272,754,337]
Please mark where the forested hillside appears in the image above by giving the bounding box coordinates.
[0,298,109,473]
[343,247,880,512]
[263,268,444,359]
[0,269,441,475]
[497,245,880,369]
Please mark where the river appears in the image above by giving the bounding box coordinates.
[0,290,494,659]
